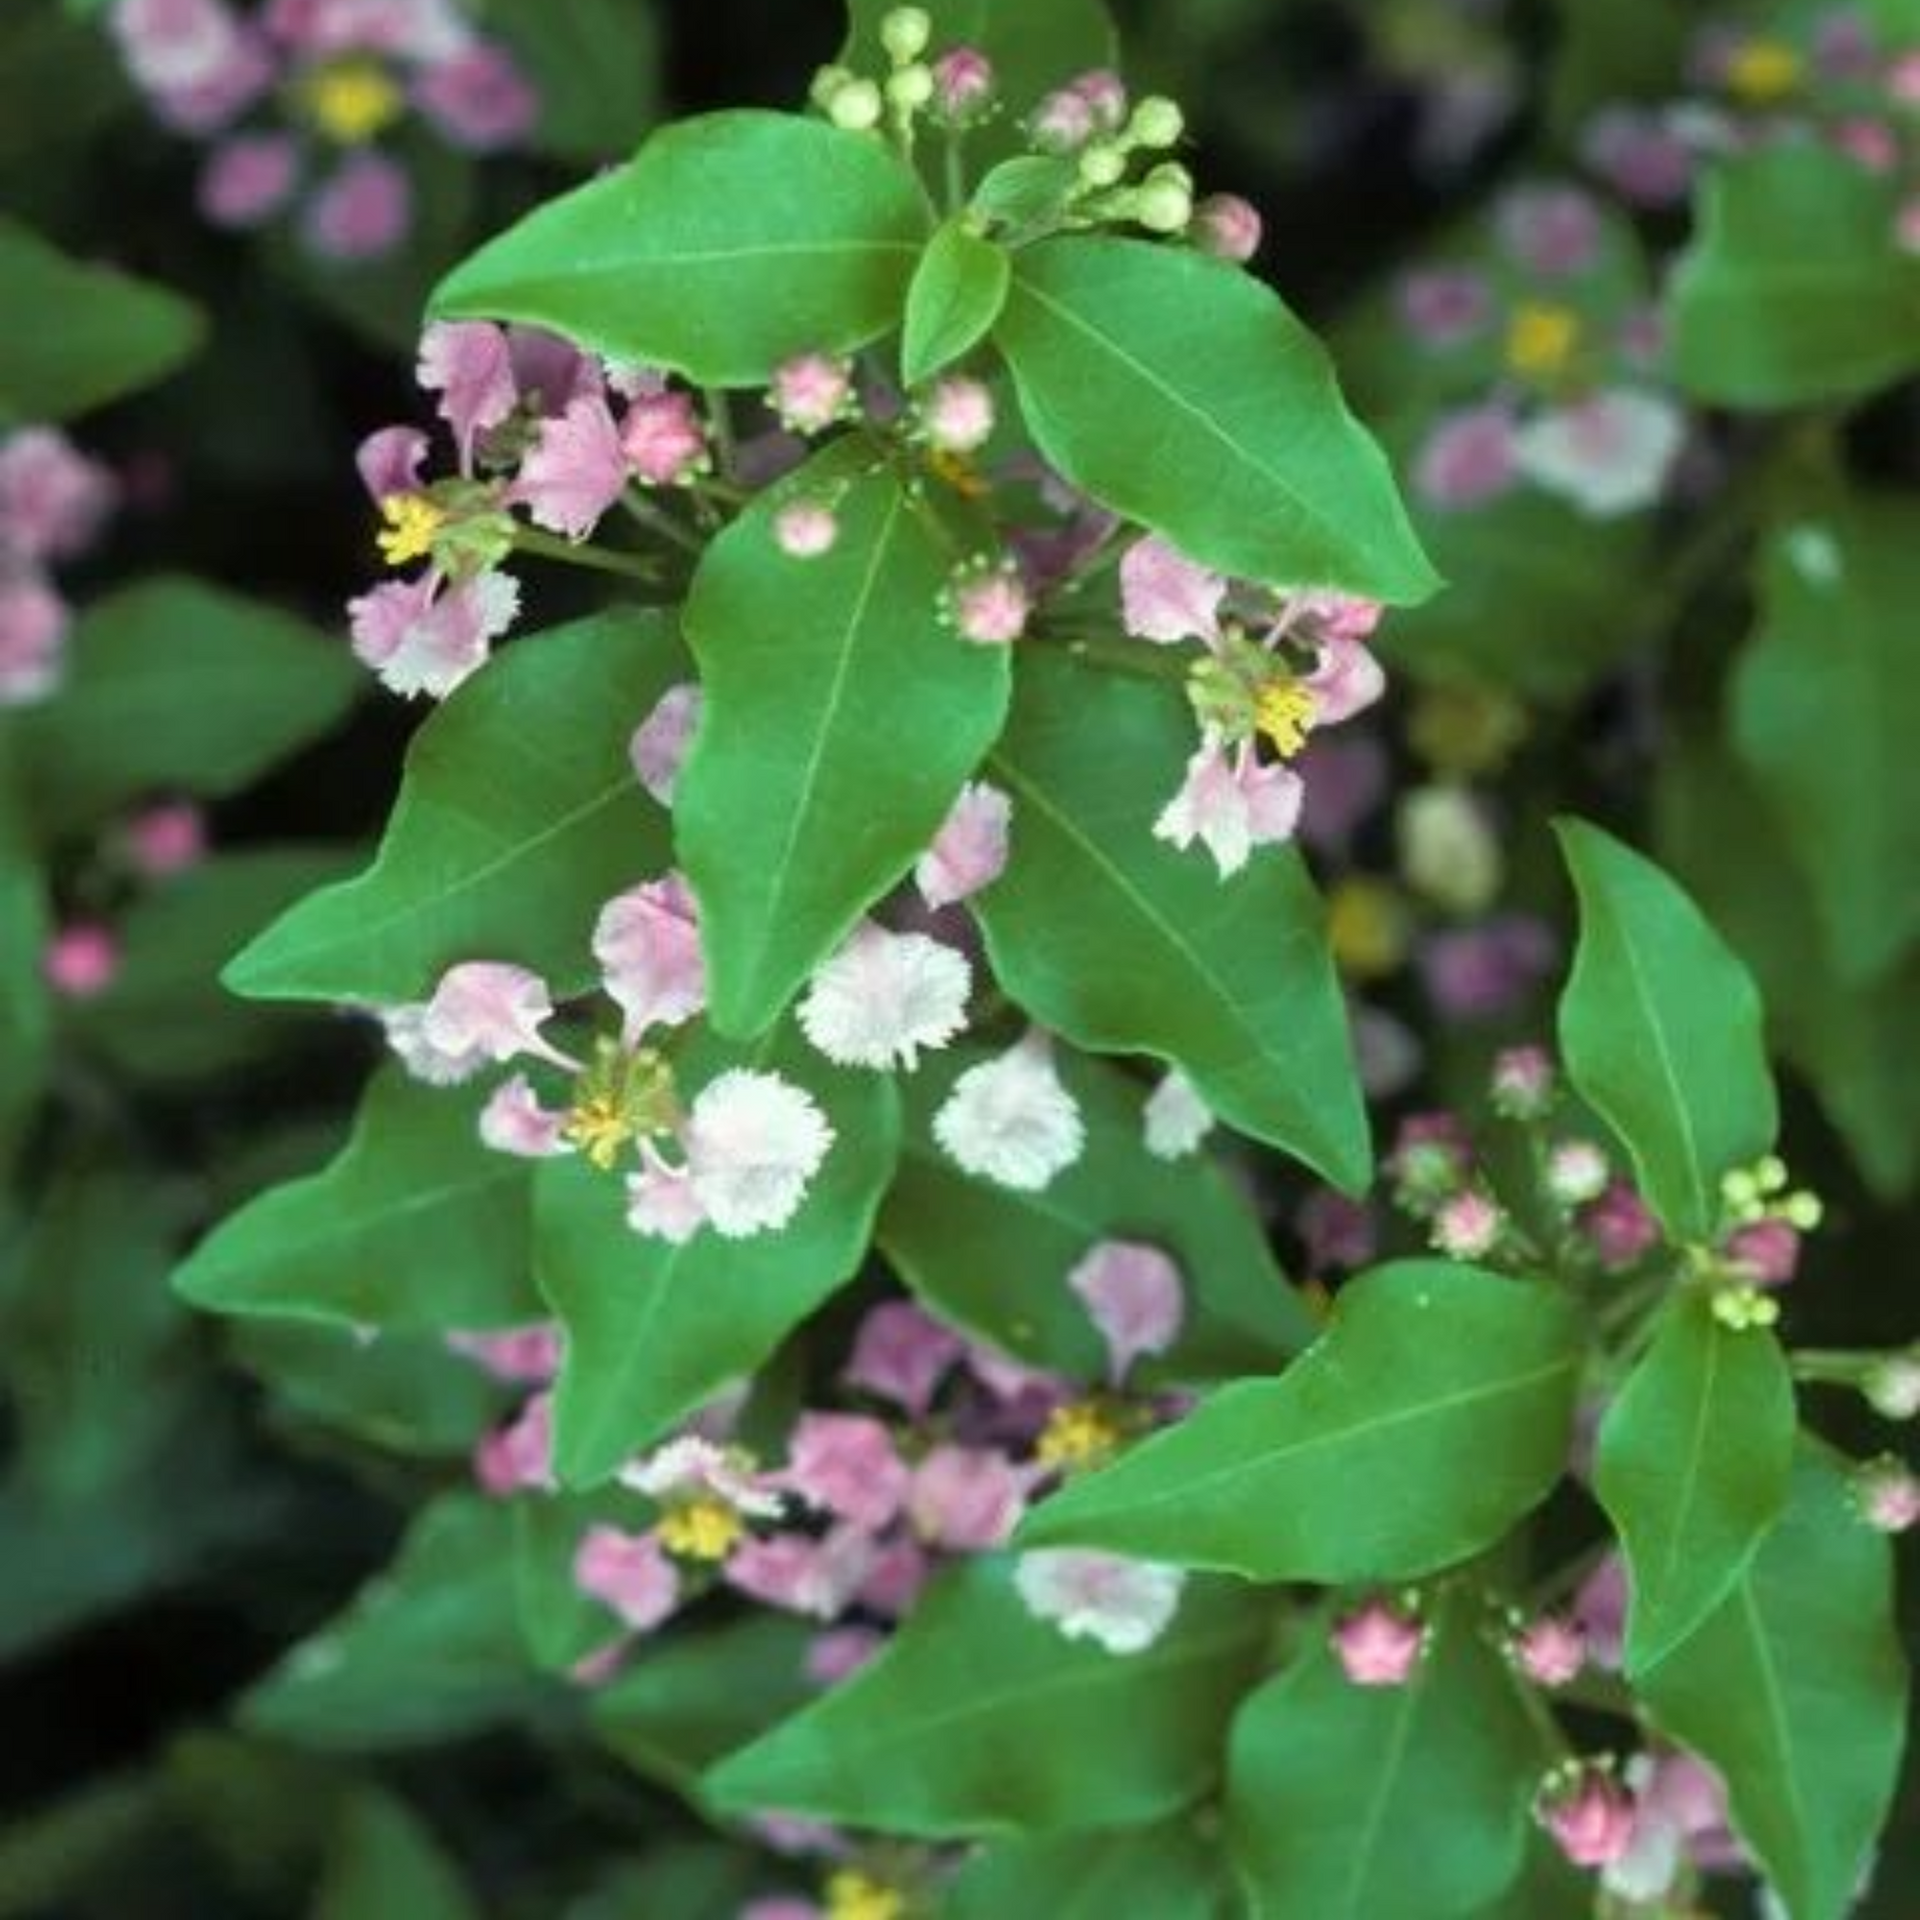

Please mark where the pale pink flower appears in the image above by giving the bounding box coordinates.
[1573,1553,1629,1670]
[841,1300,963,1416]
[625,1160,708,1244]
[509,327,597,414]
[1396,267,1494,347]
[1415,403,1519,510]
[44,924,120,999]
[0,430,116,563]
[593,873,706,1037]
[949,564,1030,644]
[355,423,428,502]
[908,1443,1028,1550]
[1433,1188,1504,1261]
[1512,1614,1587,1688]
[198,132,299,226]
[1513,389,1683,518]
[1292,589,1383,645]
[771,353,854,435]
[1546,1140,1610,1208]
[1539,1765,1638,1869]
[916,780,1010,910]
[0,573,68,705]
[1580,107,1694,208]
[517,393,628,539]
[417,321,516,470]
[1154,735,1303,878]
[1120,535,1226,644]
[1031,85,1096,152]
[806,1625,883,1683]
[378,1002,489,1084]
[1332,1600,1427,1686]
[858,1535,929,1617]
[1498,185,1602,277]
[421,960,574,1070]
[1068,1240,1186,1383]
[111,0,243,95]
[124,801,207,878]
[414,41,537,150]
[780,1412,909,1530]
[797,923,970,1071]
[933,1032,1085,1191]
[445,1322,562,1384]
[619,390,706,485]
[479,1074,569,1157]
[574,1525,680,1633]
[683,1070,834,1239]
[1014,1548,1185,1654]
[922,375,995,453]
[474,1389,555,1494]
[1491,1045,1556,1119]
[1191,192,1262,262]
[1071,69,1128,130]
[774,499,838,558]
[1143,1068,1212,1160]
[931,46,994,123]
[621,1436,785,1516]
[630,682,701,806]
[725,1524,876,1620]
[348,568,520,699]
[1302,635,1385,727]
[304,150,412,260]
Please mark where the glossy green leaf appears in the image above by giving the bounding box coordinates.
[1670,144,1920,409]
[996,237,1437,602]
[15,577,356,835]
[0,218,203,422]
[1556,818,1778,1244]
[880,1046,1315,1381]
[976,649,1369,1190]
[1595,1292,1795,1673]
[947,1820,1226,1920]
[1227,1598,1546,1920]
[0,748,48,1173]
[540,1025,900,1485]
[432,110,927,385]
[902,220,1010,386]
[676,447,1009,1036]
[227,610,680,1005]
[1018,1261,1582,1580]
[243,1496,546,1751]
[315,1793,480,1920]
[490,0,660,162]
[173,1067,539,1333]
[1733,501,1920,985]
[514,1489,638,1673]
[1638,1448,1907,1920]
[703,1554,1267,1837]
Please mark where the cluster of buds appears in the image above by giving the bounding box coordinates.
[0,427,117,708]
[1031,74,1194,235]
[811,8,996,143]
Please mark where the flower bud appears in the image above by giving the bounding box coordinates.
[1332,1599,1426,1687]
[932,47,994,123]
[948,560,1031,644]
[1490,1044,1555,1120]
[921,374,996,454]
[1866,1354,1920,1421]
[810,64,854,111]
[1191,192,1262,262]
[1127,95,1184,149]
[771,352,856,435]
[1133,165,1194,234]
[1725,1218,1800,1288]
[1857,1455,1920,1533]
[879,6,932,62]
[1511,1614,1586,1689]
[1077,139,1128,189]
[1545,1138,1609,1208]
[1537,1763,1636,1869]
[828,77,884,132]
[1432,1187,1503,1261]
[1073,69,1128,131]
[774,498,839,559]
[1031,86,1095,153]
[886,63,934,113]
[44,922,119,999]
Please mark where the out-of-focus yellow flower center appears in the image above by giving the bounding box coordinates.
[657,1496,745,1562]
[1036,1400,1124,1472]
[1505,302,1581,380]
[306,56,406,145]
[1725,38,1803,106]
[927,447,990,498]
[563,1094,637,1171]
[1327,877,1409,981]
[1254,678,1316,758]
[377,493,446,567]
[824,1870,905,1920]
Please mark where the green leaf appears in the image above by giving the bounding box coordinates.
[315,1793,480,1920]
[540,1024,900,1485]
[1226,1597,1546,1920]
[976,649,1369,1190]
[0,218,203,423]
[1595,1292,1796,1673]
[1017,1261,1582,1580]
[702,1554,1267,1837]
[593,1614,818,1802]
[1638,1447,1907,1920]
[902,220,1010,386]
[66,849,350,1083]
[16,577,357,835]
[227,610,680,1006]
[0,749,48,1173]
[489,0,660,162]
[1555,818,1778,1244]
[1733,500,1920,986]
[995,237,1437,602]
[947,1820,1226,1920]
[243,1496,547,1751]
[1670,143,1920,409]
[568,1844,764,1920]
[676,446,1009,1036]
[173,1067,540,1334]
[514,1489,637,1673]
[431,110,928,385]
[880,1046,1316,1380]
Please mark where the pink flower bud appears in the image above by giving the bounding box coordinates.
[1890,51,1920,104]
[932,46,995,123]
[1191,192,1262,262]
[1725,1218,1800,1288]
[1546,1139,1610,1207]
[1833,116,1898,171]
[1031,86,1095,152]
[124,800,207,877]
[1432,1187,1503,1261]
[1071,68,1128,131]
[1332,1600,1426,1687]
[1539,1764,1637,1868]
[619,390,707,486]
[948,562,1030,644]
[921,374,995,453]
[1857,1456,1920,1533]
[44,923,119,999]
[474,1390,556,1495]
[1512,1613,1587,1688]
[1582,1181,1661,1272]
[774,498,839,558]
[770,353,854,436]
[1490,1044,1556,1119]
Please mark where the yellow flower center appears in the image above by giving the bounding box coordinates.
[825,1871,906,1920]
[657,1496,745,1562]
[305,56,406,145]
[927,447,990,500]
[1327,878,1409,982]
[1725,38,1803,106]
[1036,1400,1124,1473]
[377,493,446,567]
[1504,302,1581,380]
[563,1094,638,1171]
[1253,677,1317,758]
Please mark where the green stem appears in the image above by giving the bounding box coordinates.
[1050,631,1192,685]
[704,387,737,482]
[616,489,705,557]
[943,130,968,215]
[512,527,666,580]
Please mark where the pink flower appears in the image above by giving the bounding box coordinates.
[781,1412,909,1529]
[422,960,574,1070]
[45,924,120,998]
[124,800,208,878]
[348,568,520,699]
[620,390,706,486]
[916,780,1011,910]
[931,46,994,123]
[1415,403,1519,510]
[304,150,412,260]
[675,1070,833,1240]
[797,922,971,1071]
[1014,1548,1185,1654]
[908,1443,1028,1550]
[474,1389,556,1494]
[1303,635,1385,727]
[841,1301,963,1416]
[949,564,1030,644]
[1419,914,1557,1019]
[625,1160,708,1244]
[1498,186,1602,278]
[857,1535,928,1617]
[517,393,628,539]
[0,430,116,563]
[417,321,516,470]
[1120,535,1225,644]
[621,1435,785,1516]
[774,499,838,558]
[0,573,68,706]
[1396,268,1494,347]
[1067,1240,1185,1383]
[933,1032,1085,1191]
[1031,85,1096,152]
[445,1322,562,1384]
[197,132,299,227]
[414,41,538,150]
[112,0,244,95]
[1603,1753,1738,1901]
[1297,1187,1376,1273]
[509,327,598,415]
[1582,1181,1661,1272]
[1513,390,1684,518]
[1573,1553,1628,1670]
[1538,1765,1638,1869]
[630,681,701,806]
[1433,1188,1504,1260]
[479,1074,569,1157]
[574,1525,680,1633]
[1490,1044,1556,1119]
[1725,1219,1800,1288]
[355,423,428,502]
[1154,735,1303,878]
[594,873,706,1037]
[1191,193,1262,262]
[922,375,995,453]
[1580,107,1694,208]
[806,1625,883,1684]
[1332,1600,1427,1686]
[725,1525,876,1620]
[770,353,854,435]
[1512,1614,1587,1688]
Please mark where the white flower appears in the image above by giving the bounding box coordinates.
[619,1436,785,1519]
[1143,1068,1213,1160]
[625,1159,707,1244]
[933,1033,1085,1191]
[1014,1549,1186,1654]
[684,1069,834,1238]
[1154,734,1302,879]
[1513,388,1683,519]
[798,923,971,1071]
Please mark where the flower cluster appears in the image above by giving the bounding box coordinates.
[0,427,116,707]
[108,0,537,259]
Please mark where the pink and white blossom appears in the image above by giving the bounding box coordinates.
[417,321,516,470]
[1014,1548,1186,1654]
[921,375,996,454]
[593,873,706,1037]
[1067,1240,1185,1383]
[574,1525,680,1634]
[907,1443,1029,1550]
[348,568,520,699]
[949,563,1030,644]
[1332,1600,1427,1686]
[620,390,707,486]
[0,429,116,563]
[679,1070,834,1239]
[1513,389,1683,518]
[479,1074,569,1157]
[797,923,971,1072]
[915,780,1011,910]
[517,393,629,539]
[619,1436,785,1518]
[1120,535,1225,644]
[1154,733,1303,878]
[779,1412,909,1530]
[770,354,854,436]
[725,1524,877,1620]
[841,1300,964,1415]
[421,960,574,1070]
[630,681,701,806]
[933,1032,1085,1191]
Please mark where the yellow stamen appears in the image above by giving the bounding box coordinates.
[927,447,990,500]
[824,1871,906,1920]
[657,1496,745,1562]
[1036,1399,1124,1473]
[1253,677,1317,759]
[305,56,406,146]
[1725,38,1802,106]
[562,1094,638,1171]
[1327,877,1409,982]
[377,493,447,567]
[1504,302,1581,380]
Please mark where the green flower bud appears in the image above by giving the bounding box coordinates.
[828,77,885,132]
[1128,95,1185,149]
[880,6,933,63]
[1077,139,1128,189]
[886,63,935,112]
